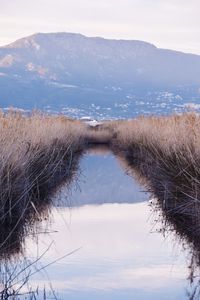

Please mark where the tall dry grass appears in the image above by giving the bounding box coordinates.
[107,113,200,299]
[109,114,200,276]
[110,113,200,214]
[111,113,200,152]
[1,111,200,299]
[0,111,86,257]
[2,111,200,298]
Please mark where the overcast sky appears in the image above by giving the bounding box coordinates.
[0,0,199,54]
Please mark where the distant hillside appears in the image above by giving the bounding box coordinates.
[0,32,200,117]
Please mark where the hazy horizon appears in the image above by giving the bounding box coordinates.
[0,0,199,55]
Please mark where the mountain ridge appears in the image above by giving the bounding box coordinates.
[0,32,200,117]
[1,32,200,57]
[1,32,157,50]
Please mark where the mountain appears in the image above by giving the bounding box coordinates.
[0,32,200,118]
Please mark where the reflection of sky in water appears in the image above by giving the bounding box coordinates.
[25,153,189,299]
[27,204,188,300]
[57,152,148,206]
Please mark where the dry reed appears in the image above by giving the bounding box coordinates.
[109,113,200,281]
[0,111,86,257]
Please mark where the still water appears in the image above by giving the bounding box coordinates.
[23,152,191,299]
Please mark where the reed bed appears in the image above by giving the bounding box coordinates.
[0,111,86,257]
[2,111,200,251]
[109,114,200,271]
[1,111,200,298]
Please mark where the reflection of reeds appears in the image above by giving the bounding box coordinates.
[0,244,81,299]
[109,113,200,299]
[84,126,114,145]
[110,114,200,238]
[82,114,200,261]
[0,111,85,258]
[3,111,200,298]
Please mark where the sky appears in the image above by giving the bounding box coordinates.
[0,0,200,54]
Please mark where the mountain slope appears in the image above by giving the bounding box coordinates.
[0,32,200,116]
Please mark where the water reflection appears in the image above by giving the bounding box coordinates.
[1,147,200,299]
[26,203,188,300]
[116,150,200,299]
[0,147,81,260]
[57,148,148,207]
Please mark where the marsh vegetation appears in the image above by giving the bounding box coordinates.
[0,112,86,257]
[1,111,200,299]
